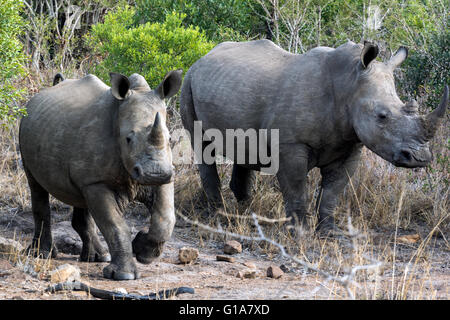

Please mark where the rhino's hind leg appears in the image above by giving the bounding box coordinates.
[24,168,58,259]
[71,207,111,262]
[230,164,255,203]
[199,161,224,215]
[83,184,139,280]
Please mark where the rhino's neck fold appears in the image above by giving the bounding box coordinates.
[326,49,361,143]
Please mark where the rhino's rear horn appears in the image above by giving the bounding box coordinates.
[423,85,448,140]
[403,99,419,114]
[148,112,165,147]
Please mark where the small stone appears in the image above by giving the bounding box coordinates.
[114,287,128,295]
[216,255,235,263]
[267,265,284,279]
[242,262,256,269]
[223,240,242,255]
[397,234,421,244]
[237,269,257,279]
[49,264,81,283]
[279,264,290,273]
[179,247,199,264]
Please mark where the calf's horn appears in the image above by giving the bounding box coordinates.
[149,112,165,147]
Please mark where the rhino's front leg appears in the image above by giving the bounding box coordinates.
[276,144,310,228]
[132,181,175,264]
[316,145,362,232]
[83,184,139,280]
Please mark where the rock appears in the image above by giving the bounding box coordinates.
[267,265,284,279]
[114,287,128,295]
[279,264,290,273]
[242,261,256,269]
[53,221,82,255]
[397,234,421,244]
[223,240,242,255]
[179,247,199,264]
[237,269,257,279]
[49,264,81,283]
[0,236,24,258]
[216,255,235,263]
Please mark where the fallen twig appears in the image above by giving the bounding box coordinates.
[45,281,195,300]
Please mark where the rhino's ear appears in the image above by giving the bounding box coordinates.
[360,41,379,69]
[387,46,408,70]
[110,72,131,100]
[155,69,183,100]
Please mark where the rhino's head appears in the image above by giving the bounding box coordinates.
[349,42,448,168]
[110,70,182,184]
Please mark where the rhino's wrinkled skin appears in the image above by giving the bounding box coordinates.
[20,70,182,280]
[180,39,448,232]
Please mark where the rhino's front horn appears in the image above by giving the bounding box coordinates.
[423,85,448,140]
[149,112,165,147]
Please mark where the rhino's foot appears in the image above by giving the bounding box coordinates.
[316,222,343,239]
[103,262,140,280]
[79,242,111,262]
[26,241,58,259]
[132,231,164,264]
[200,207,229,226]
[284,223,313,240]
[80,250,111,263]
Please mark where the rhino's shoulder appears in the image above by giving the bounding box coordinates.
[208,39,288,56]
[77,74,109,90]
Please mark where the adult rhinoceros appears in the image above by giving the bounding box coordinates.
[20,70,182,280]
[179,39,448,233]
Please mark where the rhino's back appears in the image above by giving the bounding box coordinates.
[186,39,335,144]
[20,75,121,207]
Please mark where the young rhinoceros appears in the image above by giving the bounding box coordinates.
[19,70,182,280]
[180,40,448,233]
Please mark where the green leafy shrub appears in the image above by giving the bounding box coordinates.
[134,0,265,42]
[87,6,215,89]
[0,0,27,125]
[402,29,449,110]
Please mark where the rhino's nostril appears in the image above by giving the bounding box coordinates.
[400,150,412,161]
[131,165,142,180]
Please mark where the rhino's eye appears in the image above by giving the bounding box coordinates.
[377,111,389,122]
[126,131,135,145]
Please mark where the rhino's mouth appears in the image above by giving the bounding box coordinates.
[131,164,173,185]
[392,147,432,168]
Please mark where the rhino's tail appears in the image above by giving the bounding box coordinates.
[179,72,198,142]
[53,73,65,86]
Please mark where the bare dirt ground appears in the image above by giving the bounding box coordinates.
[0,200,449,300]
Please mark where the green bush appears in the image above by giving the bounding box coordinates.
[0,0,27,125]
[134,0,264,42]
[87,6,215,90]
[402,28,449,110]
